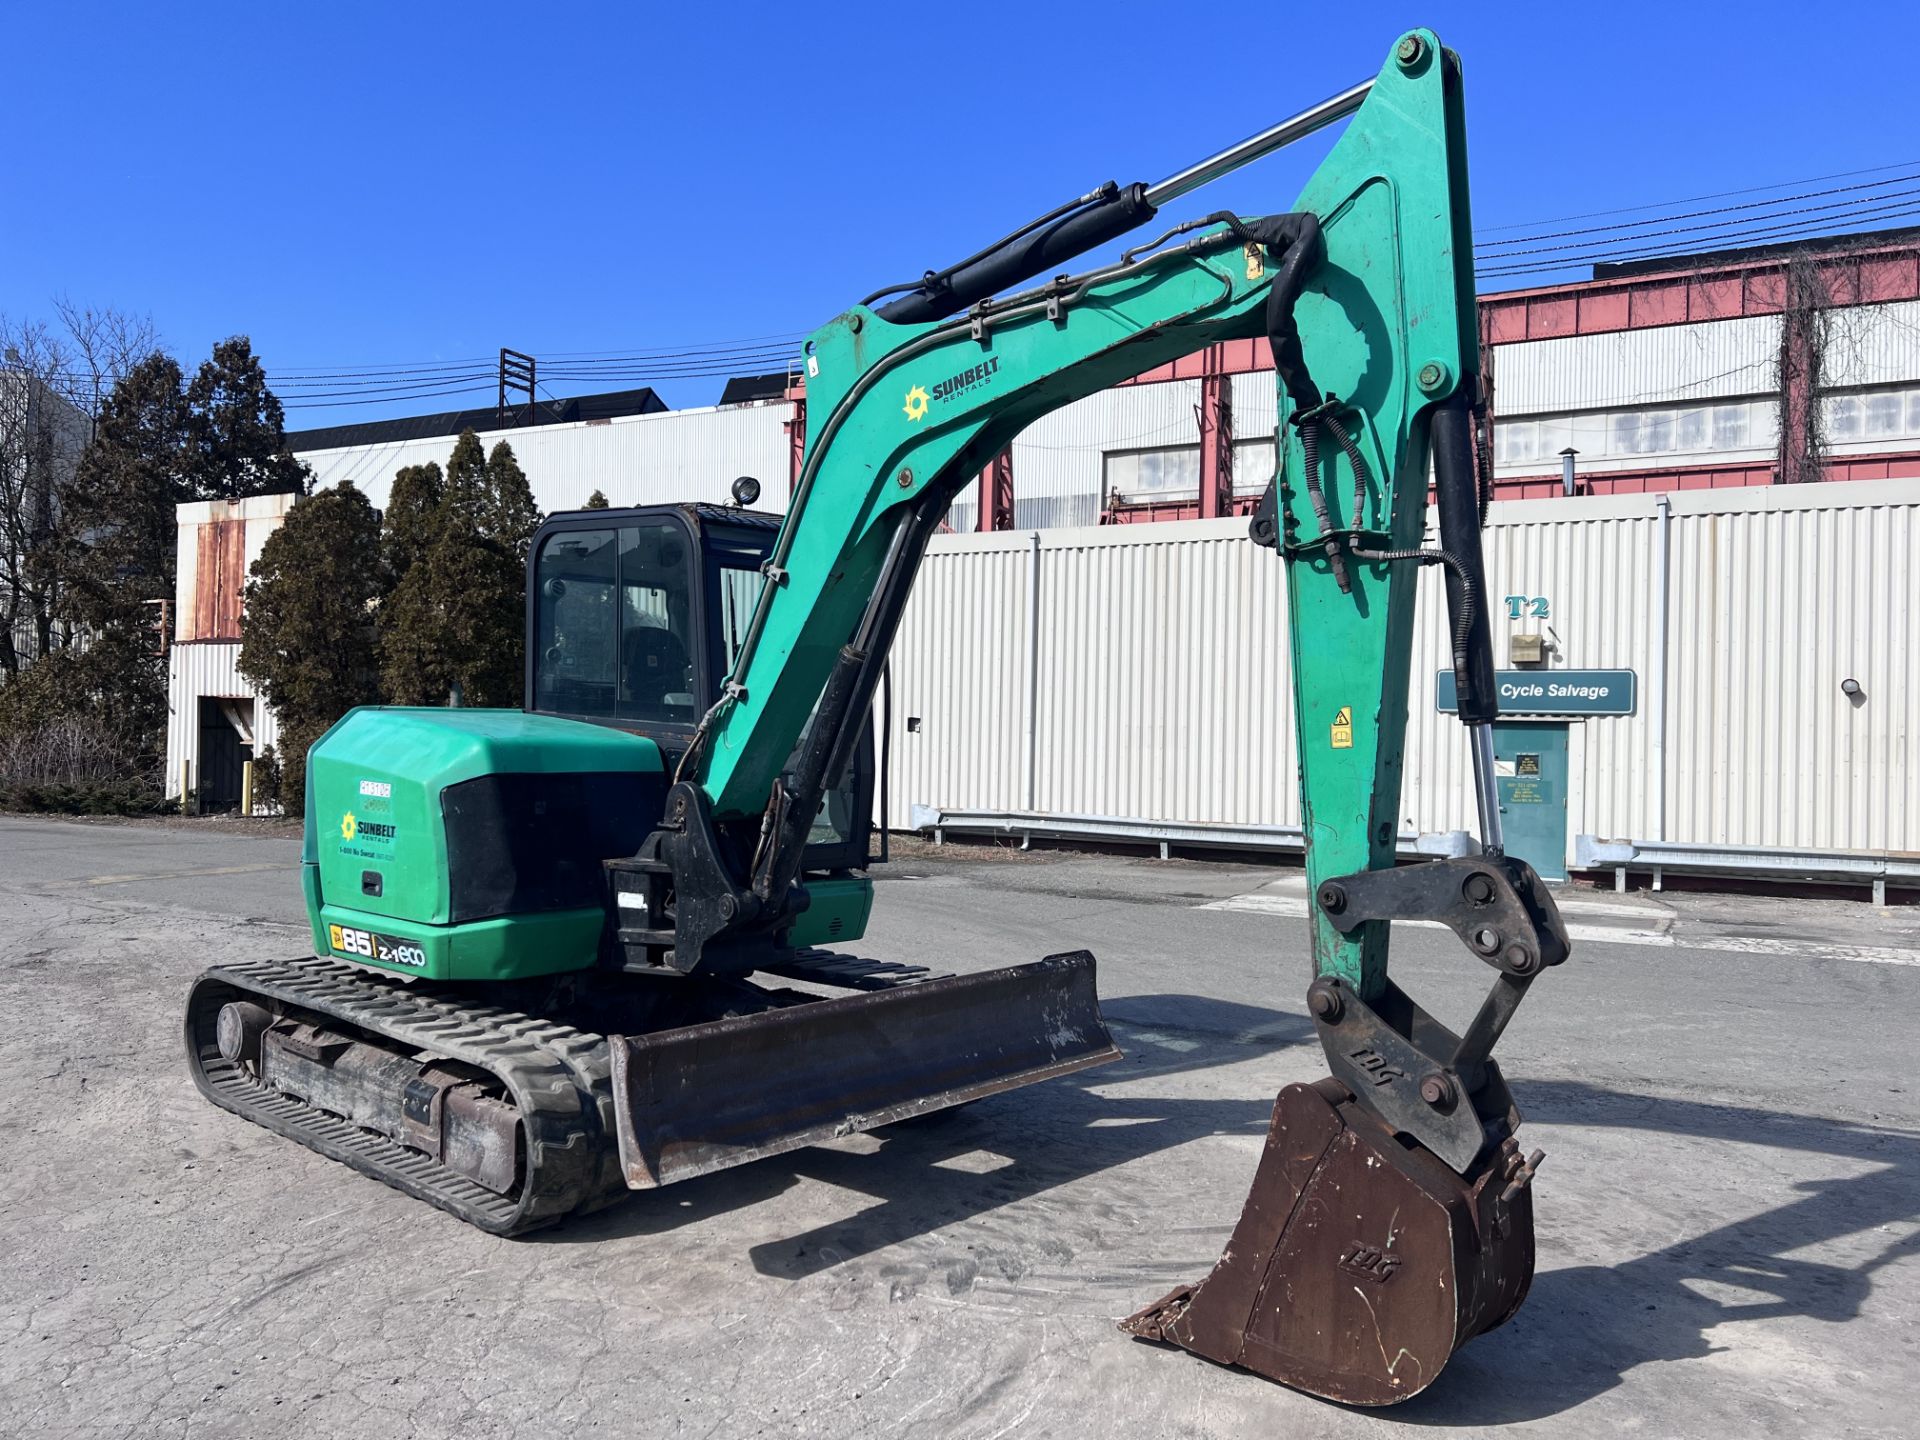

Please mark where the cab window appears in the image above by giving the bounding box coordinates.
[533,523,697,725]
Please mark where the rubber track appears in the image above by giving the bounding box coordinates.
[185,957,625,1236]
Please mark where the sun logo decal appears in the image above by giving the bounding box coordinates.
[902,384,930,421]
[341,812,357,841]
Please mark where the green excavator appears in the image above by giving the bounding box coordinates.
[186,30,1569,1404]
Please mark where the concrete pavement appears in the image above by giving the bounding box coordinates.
[2,813,1917,1438]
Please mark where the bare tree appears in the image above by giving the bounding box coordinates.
[45,300,164,424]
[0,304,163,676]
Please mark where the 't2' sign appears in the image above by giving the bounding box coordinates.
[1504,594,1549,620]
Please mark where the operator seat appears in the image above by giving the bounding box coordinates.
[623,622,691,714]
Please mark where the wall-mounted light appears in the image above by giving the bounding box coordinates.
[1841,677,1865,703]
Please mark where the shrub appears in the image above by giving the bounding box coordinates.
[250,744,284,816]
[0,716,168,815]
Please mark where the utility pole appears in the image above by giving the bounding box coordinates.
[497,349,537,427]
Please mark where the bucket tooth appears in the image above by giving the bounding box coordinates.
[1122,1077,1533,1406]
[611,950,1120,1188]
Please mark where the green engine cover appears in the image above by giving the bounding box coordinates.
[302,707,667,981]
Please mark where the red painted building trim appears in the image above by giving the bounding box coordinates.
[783,233,1920,525]
[1492,451,1920,500]
[978,450,1015,530]
[1197,367,1233,518]
[1479,241,1920,342]
[783,383,807,501]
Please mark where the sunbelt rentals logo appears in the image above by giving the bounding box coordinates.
[903,355,1002,422]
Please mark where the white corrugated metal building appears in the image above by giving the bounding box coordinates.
[162,471,1920,887]
[298,401,791,514]
[165,493,296,810]
[890,479,1918,887]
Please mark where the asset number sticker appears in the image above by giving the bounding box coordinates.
[327,924,427,968]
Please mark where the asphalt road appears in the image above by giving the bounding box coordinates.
[3,813,1918,1439]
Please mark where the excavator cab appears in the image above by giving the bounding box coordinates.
[525,502,873,877]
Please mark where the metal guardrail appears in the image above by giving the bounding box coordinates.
[909,804,1473,862]
[1575,834,1920,906]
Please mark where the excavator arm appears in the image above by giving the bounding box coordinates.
[631,29,1569,1403]
[667,34,1480,950]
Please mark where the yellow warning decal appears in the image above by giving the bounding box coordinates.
[1330,706,1354,749]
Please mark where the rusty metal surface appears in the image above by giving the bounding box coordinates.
[1121,1078,1535,1406]
[257,1022,526,1197]
[610,950,1120,1188]
[190,517,246,641]
[1307,975,1523,1173]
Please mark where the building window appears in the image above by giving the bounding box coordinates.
[1500,399,1769,467]
[1824,386,1920,445]
[1865,391,1904,438]
[1711,404,1749,448]
[1104,445,1201,504]
[1233,436,1277,495]
[1496,419,1543,465]
[1829,395,1861,441]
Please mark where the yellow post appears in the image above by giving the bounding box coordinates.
[241,760,254,817]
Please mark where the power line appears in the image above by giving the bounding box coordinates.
[1475,181,1920,263]
[1474,158,1920,234]
[272,160,1920,414]
[283,380,501,411]
[1474,173,1920,255]
[1479,198,1920,280]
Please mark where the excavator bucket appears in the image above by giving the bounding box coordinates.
[610,950,1119,1187]
[1122,1077,1535,1405]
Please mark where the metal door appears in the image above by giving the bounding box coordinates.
[1493,722,1569,881]
[196,698,249,814]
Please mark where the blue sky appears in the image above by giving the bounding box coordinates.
[4,1,1909,424]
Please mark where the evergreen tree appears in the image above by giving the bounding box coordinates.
[583,489,610,510]
[382,461,442,581]
[53,353,190,629]
[484,441,542,554]
[378,432,542,708]
[239,482,386,811]
[5,336,310,804]
[185,337,310,498]
[35,352,191,761]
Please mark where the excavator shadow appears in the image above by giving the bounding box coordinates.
[538,994,1313,1258]
[534,1022,1920,1422]
[1389,1080,1920,1426]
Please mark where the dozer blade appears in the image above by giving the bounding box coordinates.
[611,949,1119,1188]
[1122,1077,1535,1406]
